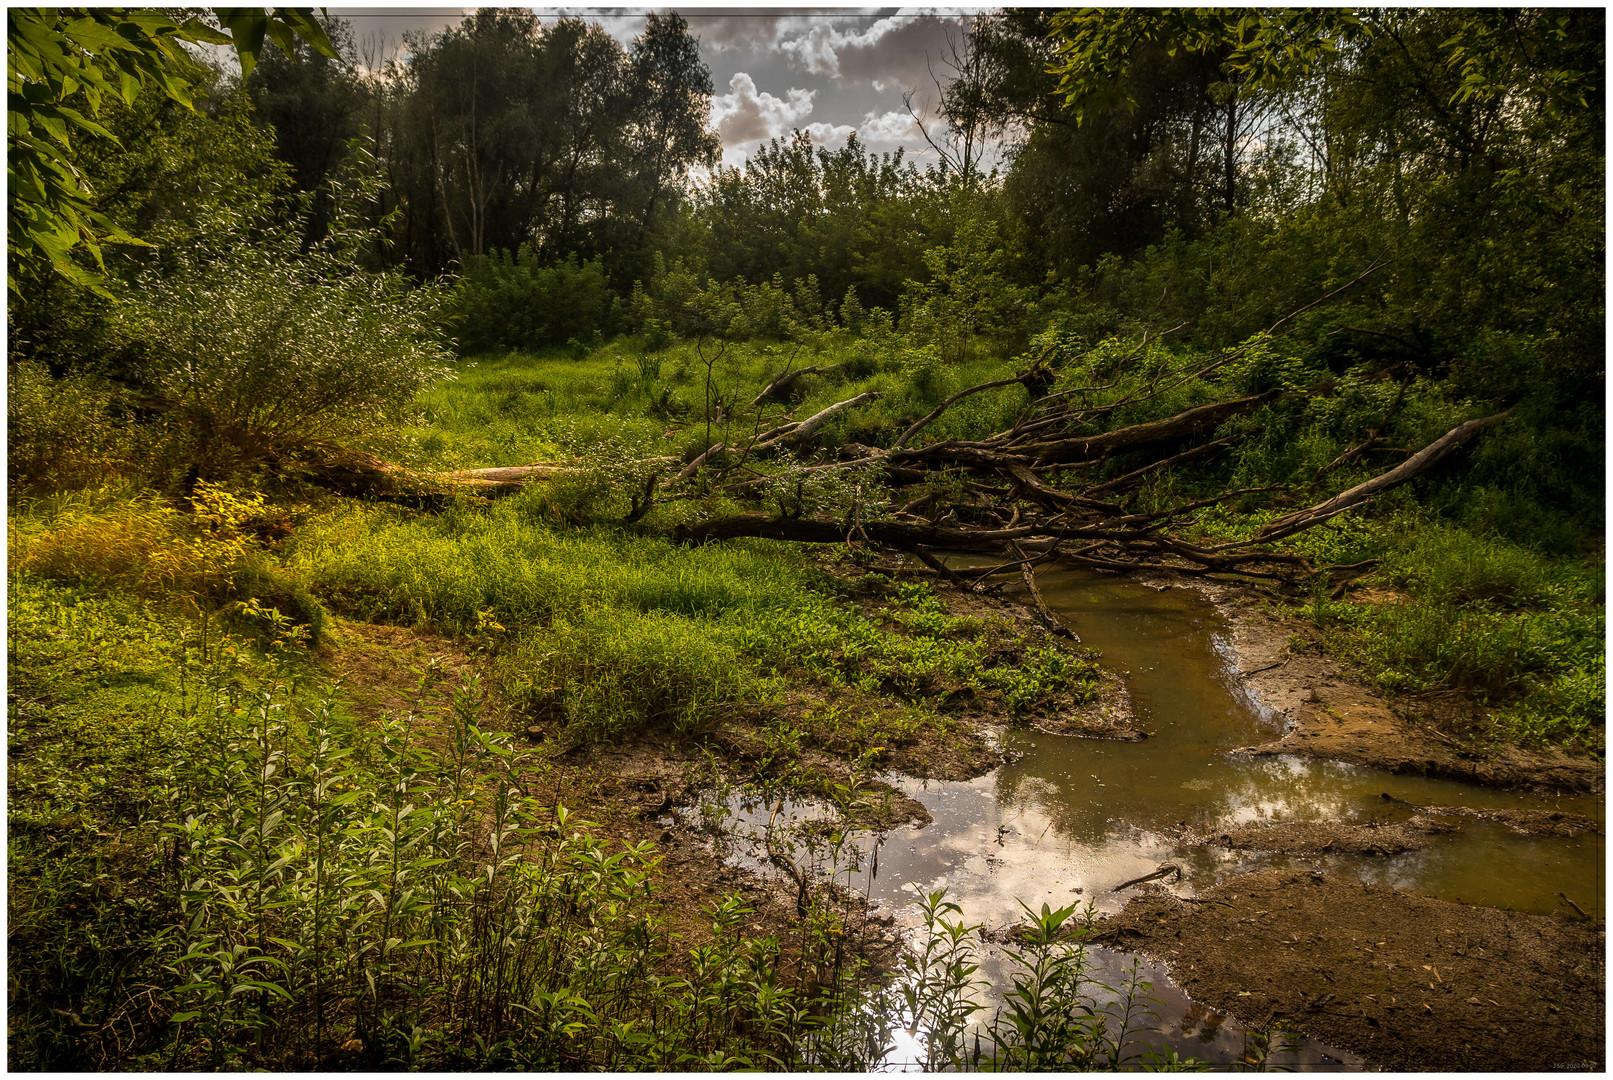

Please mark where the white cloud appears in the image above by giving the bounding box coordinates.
[858,109,919,144]
[773,15,922,80]
[709,72,816,146]
[803,121,857,148]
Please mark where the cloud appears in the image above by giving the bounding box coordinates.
[709,71,816,148]
[686,14,954,91]
[775,15,923,80]
[687,15,782,53]
[803,121,857,147]
[832,16,966,96]
[857,109,919,144]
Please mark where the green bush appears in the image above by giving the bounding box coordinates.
[504,609,764,740]
[120,232,451,474]
[447,249,619,353]
[7,359,133,489]
[8,667,882,1070]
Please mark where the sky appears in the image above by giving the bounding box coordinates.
[329,7,991,170]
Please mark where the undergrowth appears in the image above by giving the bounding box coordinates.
[8,581,1198,1072]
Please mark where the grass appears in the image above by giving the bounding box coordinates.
[6,626,886,1069]
[9,323,1603,1070]
[1200,506,1609,754]
[403,335,1027,473]
[283,491,1097,744]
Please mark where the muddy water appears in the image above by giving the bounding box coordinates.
[708,569,1603,1068]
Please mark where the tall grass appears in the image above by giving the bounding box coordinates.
[289,498,1097,740]
[1297,521,1605,752]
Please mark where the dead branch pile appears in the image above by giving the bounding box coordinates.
[287,267,1516,589]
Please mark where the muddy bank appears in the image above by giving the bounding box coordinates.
[1209,817,1454,857]
[1204,800,1603,856]
[1160,579,1604,794]
[1102,869,1605,1070]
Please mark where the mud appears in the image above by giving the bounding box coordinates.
[1159,578,1604,794]
[1414,804,1603,838]
[1102,869,1605,1070]
[1209,817,1456,857]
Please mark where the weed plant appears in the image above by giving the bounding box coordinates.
[9,653,890,1070]
[289,496,1098,742]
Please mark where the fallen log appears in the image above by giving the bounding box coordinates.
[1252,408,1516,544]
[439,463,571,494]
[1012,388,1281,465]
[750,362,840,406]
[1014,542,1078,640]
[752,391,882,453]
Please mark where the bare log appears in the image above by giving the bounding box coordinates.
[1013,389,1280,465]
[1253,408,1516,544]
[1013,542,1078,640]
[752,391,882,453]
[675,443,724,481]
[750,363,839,406]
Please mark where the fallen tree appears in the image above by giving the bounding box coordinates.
[270,269,1518,588]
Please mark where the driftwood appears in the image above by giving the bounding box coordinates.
[1111,863,1182,893]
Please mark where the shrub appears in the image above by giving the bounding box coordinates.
[447,248,618,353]
[10,482,326,644]
[503,608,764,740]
[7,359,133,489]
[120,233,451,475]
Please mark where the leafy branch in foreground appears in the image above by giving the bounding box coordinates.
[7,7,335,294]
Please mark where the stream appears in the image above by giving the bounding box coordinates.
[702,568,1605,1068]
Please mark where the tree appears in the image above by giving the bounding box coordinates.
[621,14,720,253]
[6,7,336,295]
[246,15,368,249]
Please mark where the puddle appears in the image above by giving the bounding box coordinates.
[695,569,1603,1069]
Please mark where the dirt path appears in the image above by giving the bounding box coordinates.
[1102,869,1605,1070]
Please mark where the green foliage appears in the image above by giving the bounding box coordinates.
[894,888,1197,1070]
[503,609,762,742]
[7,359,134,489]
[119,227,451,473]
[8,659,885,1069]
[673,131,936,316]
[447,249,619,353]
[903,212,1033,364]
[1047,9,1368,120]
[376,11,716,280]
[1297,522,1605,754]
[6,7,334,294]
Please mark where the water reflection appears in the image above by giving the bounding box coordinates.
[701,569,1602,1068]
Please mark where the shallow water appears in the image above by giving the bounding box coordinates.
[706,568,1604,1068]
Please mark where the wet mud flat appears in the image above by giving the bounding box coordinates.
[1172,576,1605,794]
[1104,870,1605,1070]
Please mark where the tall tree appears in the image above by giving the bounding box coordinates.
[622,13,720,254]
[246,15,368,248]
